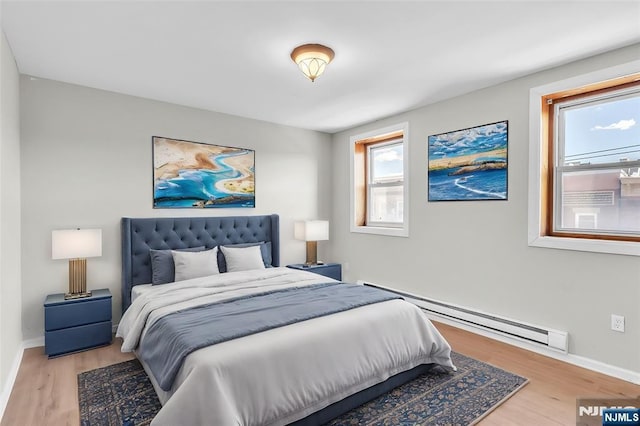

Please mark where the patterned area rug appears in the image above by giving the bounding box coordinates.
[78,352,527,426]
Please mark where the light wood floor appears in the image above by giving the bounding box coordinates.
[2,321,638,425]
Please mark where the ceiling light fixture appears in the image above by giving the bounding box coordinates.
[290,43,335,82]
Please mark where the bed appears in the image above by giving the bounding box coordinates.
[117,214,455,426]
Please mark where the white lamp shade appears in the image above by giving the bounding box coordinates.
[294,220,329,242]
[52,228,102,259]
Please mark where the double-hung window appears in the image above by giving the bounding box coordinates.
[529,67,640,255]
[548,80,640,241]
[367,140,404,227]
[350,122,409,237]
[550,80,640,240]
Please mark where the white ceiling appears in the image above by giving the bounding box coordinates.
[2,1,640,133]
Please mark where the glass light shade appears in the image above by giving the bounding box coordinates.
[52,228,102,259]
[294,220,329,242]
[290,44,335,82]
[297,58,327,82]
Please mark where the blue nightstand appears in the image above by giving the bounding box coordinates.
[287,263,342,281]
[44,288,112,357]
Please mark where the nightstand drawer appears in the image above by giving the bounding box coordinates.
[45,297,111,331]
[45,321,112,356]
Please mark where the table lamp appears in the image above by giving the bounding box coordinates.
[294,220,329,265]
[52,228,102,299]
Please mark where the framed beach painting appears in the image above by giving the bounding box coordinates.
[152,136,255,208]
[428,121,508,201]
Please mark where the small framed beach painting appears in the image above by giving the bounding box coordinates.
[152,136,255,208]
[428,121,508,201]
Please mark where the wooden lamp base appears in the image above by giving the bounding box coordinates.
[305,241,319,266]
[64,258,92,300]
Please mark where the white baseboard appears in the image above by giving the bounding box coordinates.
[22,336,44,349]
[425,311,640,385]
[0,344,24,422]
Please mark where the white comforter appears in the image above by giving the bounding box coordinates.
[117,267,455,426]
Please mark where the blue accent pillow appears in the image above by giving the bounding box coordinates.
[217,241,272,273]
[150,246,205,285]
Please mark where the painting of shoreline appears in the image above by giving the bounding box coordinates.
[428,121,508,201]
[153,137,255,208]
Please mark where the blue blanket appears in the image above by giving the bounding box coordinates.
[139,282,401,391]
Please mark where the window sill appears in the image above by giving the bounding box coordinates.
[351,225,408,238]
[528,235,640,256]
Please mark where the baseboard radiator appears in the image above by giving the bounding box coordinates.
[361,281,569,353]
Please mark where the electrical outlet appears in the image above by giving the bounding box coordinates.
[611,314,625,333]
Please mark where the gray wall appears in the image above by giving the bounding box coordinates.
[329,44,640,373]
[20,77,332,340]
[0,29,22,394]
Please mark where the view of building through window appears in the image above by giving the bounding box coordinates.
[555,86,640,236]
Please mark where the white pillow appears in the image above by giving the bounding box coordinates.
[220,245,266,272]
[172,247,219,281]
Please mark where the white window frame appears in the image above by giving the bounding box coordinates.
[528,60,640,256]
[350,122,409,237]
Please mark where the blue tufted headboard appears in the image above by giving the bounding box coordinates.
[121,214,280,311]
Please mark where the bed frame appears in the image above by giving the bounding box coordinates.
[120,214,432,425]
